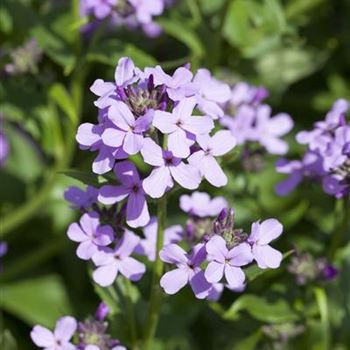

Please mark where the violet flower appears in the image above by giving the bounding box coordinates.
[180,192,228,218]
[98,160,150,228]
[193,68,231,119]
[205,235,253,290]
[102,101,153,155]
[247,219,283,269]
[31,316,77,350]
[92,230,145,286]
[153,97,214,158]
[141,138,201,198]
[83,0,117,19]
[160,243,211,299]
[188,130,236,187]
[0,128,9,167]
[64,186,99,210]
[134,217,183,261]
[95,302,109,321]
[67,211,114,260]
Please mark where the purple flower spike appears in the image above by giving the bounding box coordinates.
[180,192,227,218]
[193,68,231,119]
[205,235,253,290]
[248,219,283,269]
[92,230,145,287]
[141,138,201,198]
[98,160,150,228]
[67,212,114,260]
[189,130,236,187]
[31,316,77,350]
[153,97,214,158]
[102,101,152,155]
[135,217,183,261]
[160,243,211,299]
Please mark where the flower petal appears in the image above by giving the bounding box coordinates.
[201,155,227,187]
[143,167,172,198]
[115,57,135,86]
[227,243,253,267]
[153,110,178,133]
[257,219,283,245]
[123,131,144,155]
[54,316,77,342]
[30,326,54,347]
[210,130,236,156]
[98,185,129,205]
[167,129,190,158]
[140,137,165,166]
[183,116,214,135]
[252,245,283,269]
[169,162,201,190]
[204,261,225,283]
[101,128,125,148]
[108,101,135,130]
[77,241,97,260]
[205,235,227,263]
[126,192,150,228]
[160,268,189,294]
[159,243,187,265]
[118,257,146,281]
[224,265,246,289]
[190,270,211,299]
[67,223,87,243]
[93,264,119,287]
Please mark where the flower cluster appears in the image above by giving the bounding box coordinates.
[31,303,126,350]
[80,0,168,37]
[276,99,350,198]
[220,82,294,159]
[160,201,284,301]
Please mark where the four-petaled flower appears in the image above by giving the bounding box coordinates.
[98,161,150,228]
[141,138,201,198]
[153,97,214,158]
[92,230,146,287]
[67,211,114,260]
[31,316,77,350]
[189,130,236,187]
[205,235,253,289]
[160,243,211,298]
[247,219,283,269]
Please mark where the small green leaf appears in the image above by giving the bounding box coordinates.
[0,275,72,327]
[0,330,18,350]
[60,169,102,187]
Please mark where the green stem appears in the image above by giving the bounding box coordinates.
[124,278,139,350]
[143,195,167,350]
[328,197,350,260]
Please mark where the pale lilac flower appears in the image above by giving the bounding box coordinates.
[141,138,201,198]
[129,0,164,25]
[254,105,293,155]
[153,97,214,158]
[114,57,139,87]
[135,217,183,261]
[92,230,145,286]
[67,211,114,260]
[98,161,150,228]
[0,129,9,167]
[180,192,227,218]
[193,68,231,119]
[188,130,236,187]
[76,120,127,174]
[207,283,224,301]
[160,243,211,298]
[230,82,268,107]
[102,101,152,155]
[90,79,116,110]
[84,0,117,19]
[205,235,253,289]
[64,186,98,209]
[31,316,77,350]
[144,65,196,101]
[247,219,283,269]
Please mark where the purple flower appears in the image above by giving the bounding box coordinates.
[229,82,268,107]
[0,129,9,167]
[76,119,127,174]
[31,316,77,350]
[207,283,224,301]
[90,79,117,109]
[0,241,8,272]
[193,68,231,119]
[129,0,164,24]
[64,186,98,209]
[179,192,227,218]
[144,65,196,101]
[84,0,117,19]
[102,101,152,155]
[160,243,211,298]
[204,235,253,290]
[153,97,214,158]
[275,152,325,196]
[98,160,150,228]
[247,219,283,269]
[134,217,183,261]
[141,138,201,198]
[67,211,114,260]
[188,130,236,187]
[92,230,145,286]
[253,105,293,155]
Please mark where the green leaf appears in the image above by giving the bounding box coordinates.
[0,275,72,327]
[0,6,13,34]
[60,169,102,187]
[0,330,18,350]
[157,18,204,58]
[49,83,77,124]
[232,330,262,350]
[223,294,298,323]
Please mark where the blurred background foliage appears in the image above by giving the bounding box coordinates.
[0,0,349,349]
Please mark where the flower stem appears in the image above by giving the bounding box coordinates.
[142,195,167,350]
[328,197,350,260]
[124,278,139,350]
